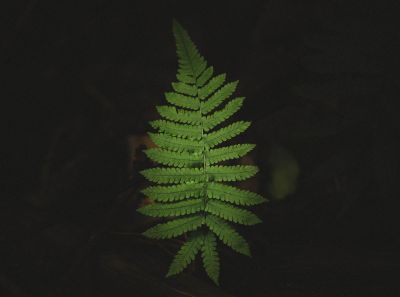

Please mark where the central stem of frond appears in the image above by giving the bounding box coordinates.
[195,83,208,217]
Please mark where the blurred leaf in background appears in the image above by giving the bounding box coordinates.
[267,144,299,201]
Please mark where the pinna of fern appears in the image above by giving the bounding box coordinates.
[137,19,267,285]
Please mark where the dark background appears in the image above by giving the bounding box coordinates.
[2,0,400,296]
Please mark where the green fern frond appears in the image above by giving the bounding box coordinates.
[201,81,239,114]
[150,120,202,139]
[138,199,203,217]
[156,106,201,124]
[205,214,251,256]
[207,144,255,165]
[143,215,204,239]
[173,20,207,78]
[149,132,203,152]
[141,183,204,202]
[205,200,262,225]
[176,72,195,84]
[145,148,202,167]
[164,92,200,110]
[207,182,267,206]
[171,82,197,96]
[196,66,214,87]
[203,97,245,131]
[141,167,204,184]
[138,20,267,285]
[207,165,258,182]
[166,232,203,277]
[201,232,220,285]
[206,121,251,148]
[198,73,226,100]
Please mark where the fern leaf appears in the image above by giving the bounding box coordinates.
[205,214,251,256]
[150,120,202,139]
[164,92,199,110]
[207,165,258,182]
[176,72,195,84]
[176,56,205,79]
[156,105,201,124]
[171,82,197,97]
[149,132,203,152]
[145,148,202,167]
[204,97,245,131]
[143,215,204,239]
[138,20,267,284]
[201,81,238,114]
[206,200,262,225]
[141,167,204,184]
[173,19,207,78]
[207,144,255,165]
[207,182,267,206]
[166,233,204,277]
[198,73,226,100]
[206,121,251,148]
[141,183,204,202]
[138,199,203,217]
[201,232,220,285]
[196,66,214,87]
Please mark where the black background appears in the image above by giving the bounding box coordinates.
[2,1,400,296]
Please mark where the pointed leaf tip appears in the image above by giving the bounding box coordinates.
[172,19,183,32]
